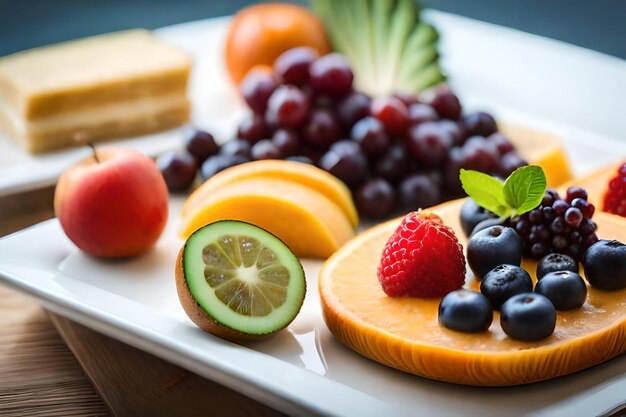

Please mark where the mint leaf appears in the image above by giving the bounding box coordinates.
[459,169,512,217]
[503,165,547,216]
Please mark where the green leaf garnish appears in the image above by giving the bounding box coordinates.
[503,165,547,216]
[459,165,547,219]
[459,169,512,217]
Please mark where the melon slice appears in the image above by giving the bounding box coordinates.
[319,199,626,386]
[180,177,354,258]
[182,160,359,228]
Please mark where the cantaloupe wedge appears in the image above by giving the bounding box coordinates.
[182,160,359,228]
[501,123,572,187]
[180,178,354,258]
[319,199,626,386]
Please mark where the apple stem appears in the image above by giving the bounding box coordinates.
[88,143,100,163]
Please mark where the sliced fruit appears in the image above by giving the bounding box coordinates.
[501,123,572,187]
[312,0,445,96]
[180,178,354,258]
[319,198,626,386]
[182,160,359,227]
[176,220,306,340]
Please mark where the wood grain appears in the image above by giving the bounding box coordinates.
[0,287,109,417]
[51,314,285,417]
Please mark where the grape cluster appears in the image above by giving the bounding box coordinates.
[160,47,528,217]
[508,187,598,260]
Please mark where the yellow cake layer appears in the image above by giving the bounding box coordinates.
[0,94,190,153]
[0,29,191,120]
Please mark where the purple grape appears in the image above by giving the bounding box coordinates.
[355,178,396,218]
[460,136,499,173]
[309,53,354,98]
[566,186,588,203]
[273,47,318,86]
[266,85,310,128]
[498,152,527,177]
[237,113,268,144]
[240,69,278,114]
[407,103,439,126]
[463,112,498,137]
[438,120,466,147]
[350,117,390,158]
[428,86,462,120]
[373,144,410,183]
[184,128,218,164]
[406,121,452,167]
[336,92,371,128]
[251,139,281,160]
[272,129,300,157]
[157,152,197,192]
[399,173,442,210]
[564,207,583,227]
[302,108,342,149]
[220,139,252,159]
[286,155,314,165]
[318,140,368,187]
[488,132,514,155]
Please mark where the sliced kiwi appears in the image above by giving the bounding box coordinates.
[176,220,306,339]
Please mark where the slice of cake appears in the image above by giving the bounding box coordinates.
[0,29,192,153]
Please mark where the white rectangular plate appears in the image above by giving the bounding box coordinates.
[1,10,625,417]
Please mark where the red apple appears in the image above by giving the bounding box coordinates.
[54,148,169,258]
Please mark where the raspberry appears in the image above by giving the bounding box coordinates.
[377,211,466,297]
[603,162,626,217]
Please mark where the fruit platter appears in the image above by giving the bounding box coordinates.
[1,2,625,417]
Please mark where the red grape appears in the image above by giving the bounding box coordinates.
[302,108,342,149]
[220,139,252,159]
[373,144,410,183]
[407,103,438,126]
[240,69,278,114]
[272,129,300,157]
[406,121,452,167]
[428,86,462,120]
[370,97,409,136]
[237,113,268,144]
[463,112,498,137]
[273,47,318,86]
[318,140,368,187]
[266,85,310,128]
[355,178,395,218]
[309,53,354,98]
[337,92,371,128]
[399,173,442,210]
[350,117,390,158]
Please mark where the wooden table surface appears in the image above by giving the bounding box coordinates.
[0,187,284,417]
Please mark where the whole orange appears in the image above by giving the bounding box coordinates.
[225,3,331,84]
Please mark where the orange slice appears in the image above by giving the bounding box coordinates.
[502,123,572,187]
[180,178,354,258]
[182,160,359,228]
[319,199,626,386]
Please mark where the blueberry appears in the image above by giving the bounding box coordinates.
[500,293,556,342]
[536,253,579,279]
[480,264,533,310]
[471,217,505,236]
[467,226,523,280]
[459,198,499,237]
[535,271,587,310]
[582,240,626,290]
[438,290,493,333]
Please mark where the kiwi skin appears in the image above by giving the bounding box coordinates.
[175,245,299,341]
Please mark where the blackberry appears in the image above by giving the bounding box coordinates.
[507,187,597,261]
